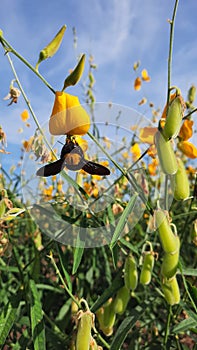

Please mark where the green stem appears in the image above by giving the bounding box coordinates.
[167,0,179,105]
[48,251,81,308]
[5,50,55,154]
[0,35,55,94]
[163,305,172,347]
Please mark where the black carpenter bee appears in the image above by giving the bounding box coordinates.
[36,138,110,177]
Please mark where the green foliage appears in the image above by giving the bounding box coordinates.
[0,1,197,349]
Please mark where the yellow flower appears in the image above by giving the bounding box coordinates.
[49,91,90,136]
[148,158,159,175]
[178,119,193,141]
[43,185,53,199]
[21,110,29,122]
[134,77,141,91]
[141,69,151,82]
[178,141,197,159]
[130,143,141,161]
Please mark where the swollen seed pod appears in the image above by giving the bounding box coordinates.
[113,286,130,315]
[124,255,138,291]
[76,310,93,350]
[161,244,180,279]
[140,252,155,285]
[161,276,180,305]
[96,307,114,337]
[103,299,116,329]
[163,95,185,140]
[155,210,178,254]
[154,131,178,175]
[171,158,190,201]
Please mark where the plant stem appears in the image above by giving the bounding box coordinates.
[167,0,179,104]
[0,35,55,94]
[48,251,81,308]
[163,305,172,347]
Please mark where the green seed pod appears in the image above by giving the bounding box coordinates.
[155,210,178,253]
[96,307,114,337]
[161,276,180,305]
[113,286,130,315]
[35,25,66,71]
[171,158,190,201]
[0,199,6,218]
[188,85,196,104]
[154,130,178,175]
[140,252,155,285]
[62,54,86,90]
[190,219,197,246]
[103,299,116,328]
[124,255,138,291]
[76,311,93,350]
[161,236,180,278]
[163,95,185,140]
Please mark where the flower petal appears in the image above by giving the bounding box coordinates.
[134,77,141,91]
[179,119,193,141]
[21,109,29,122]
[141,69,151,82]
[178,141,197,159]
[139,127,157,144]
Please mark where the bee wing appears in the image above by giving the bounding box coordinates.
[82,160,110,176]
[36,159,64,177]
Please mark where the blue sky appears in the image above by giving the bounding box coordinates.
[0,0,197,168]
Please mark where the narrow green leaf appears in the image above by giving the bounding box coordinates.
[29,279,46,350]
[172,317,197,333]
[110,192,138,249]
[0,294,21,347]
[110,305,146,350]
[56,244,72,291]
[72,242,85,275]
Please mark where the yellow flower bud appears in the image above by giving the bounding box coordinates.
[154,130,178,175]
[35,25,66,71]
[124,255,138,291]
[161,276,180,305]
[163,95,185,140]
[49,91,90,136]
[62,54,86,90]
[171,158,190,201]
[187,85,196,104]
[155,210,178,254]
